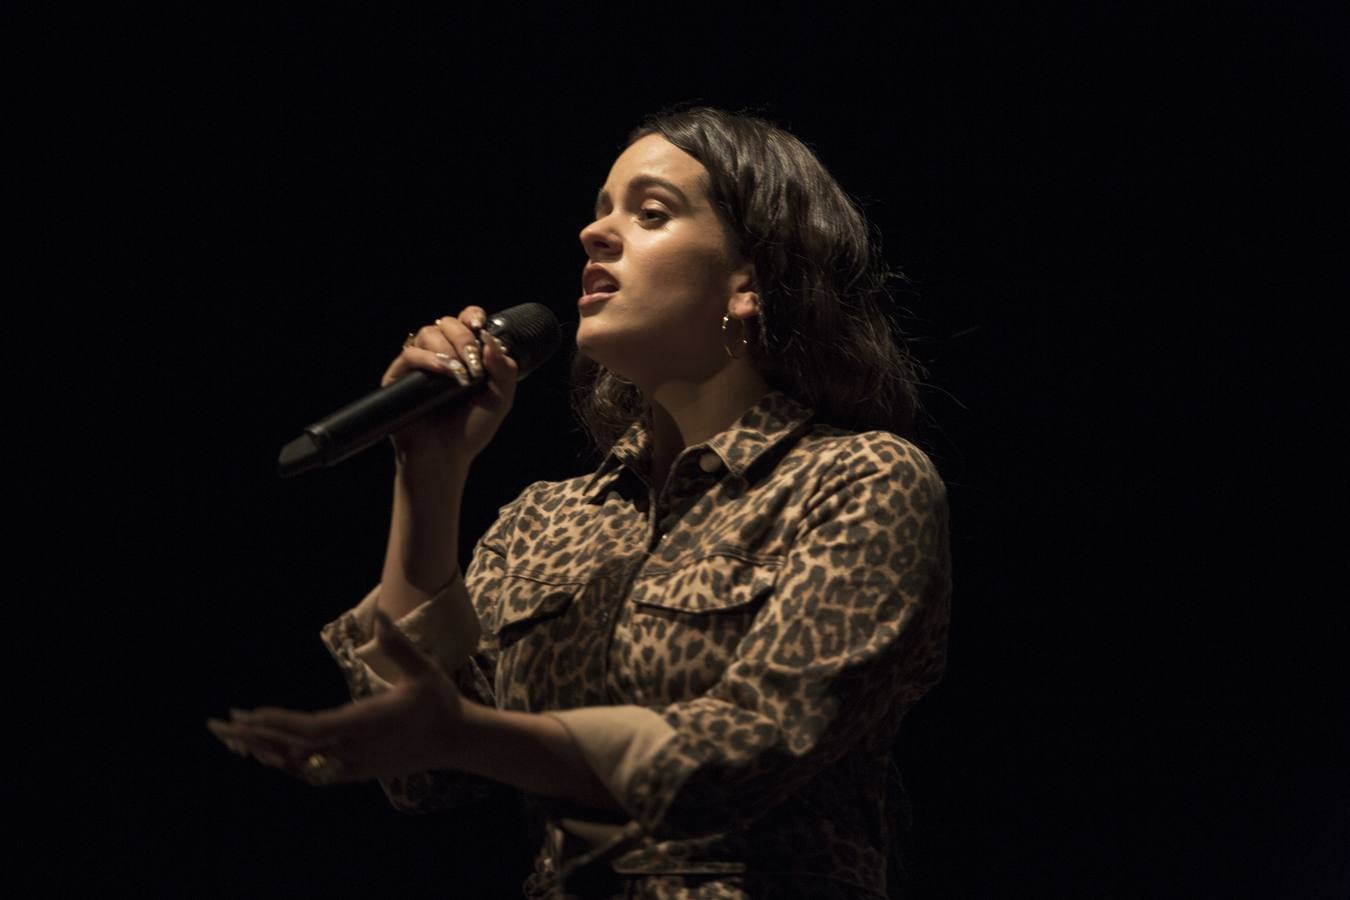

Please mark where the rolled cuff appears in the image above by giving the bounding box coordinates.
[320,575,481,694]
[544,705,677,824]
[319,578,499,814]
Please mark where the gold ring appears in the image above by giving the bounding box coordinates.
[403,332,417,349]
[301,752,343,785]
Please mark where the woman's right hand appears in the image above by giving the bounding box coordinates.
[382,306,519,466]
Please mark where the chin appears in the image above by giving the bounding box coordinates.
[574,336,619,375]
[573,327,599,359]
[574,320,617,357]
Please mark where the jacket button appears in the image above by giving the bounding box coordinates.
[698,451,722,473]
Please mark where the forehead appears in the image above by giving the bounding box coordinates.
[604,133,708,194]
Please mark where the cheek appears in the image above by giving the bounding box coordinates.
[631,234,730,302]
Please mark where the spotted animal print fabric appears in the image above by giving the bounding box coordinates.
[321,388,951,899]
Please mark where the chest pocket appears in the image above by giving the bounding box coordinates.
[484,573,579,651]
[627,555,780,702]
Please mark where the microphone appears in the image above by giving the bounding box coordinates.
[277,302,561,478]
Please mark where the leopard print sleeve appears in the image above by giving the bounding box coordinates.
[621,434,952,838]
[317,490,528,813]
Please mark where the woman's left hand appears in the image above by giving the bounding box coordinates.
[207,610,471,785]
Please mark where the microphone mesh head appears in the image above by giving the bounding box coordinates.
[489,302,561,379]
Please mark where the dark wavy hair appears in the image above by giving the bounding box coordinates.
[569,106,925,453]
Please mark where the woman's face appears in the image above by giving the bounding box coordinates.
[576,133,756,385]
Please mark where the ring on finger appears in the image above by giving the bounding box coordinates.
[403,332,417,349]
[301,751,344,785]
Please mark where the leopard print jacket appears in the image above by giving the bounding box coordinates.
[322,388,951,899]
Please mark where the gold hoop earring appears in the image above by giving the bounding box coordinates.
[722,314,755,359]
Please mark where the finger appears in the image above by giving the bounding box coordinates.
[480,330,519,397]
[373,609,434,679]
[244,705,330,741]
[434,315,484,381]
[206,718,250,757]
[209,719,301,768]
[229,721,319,769]
[382,322,461,387]
[458,307,488,334]
[385,346,472,388]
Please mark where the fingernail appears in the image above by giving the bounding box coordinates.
[437,354,470,386]
[229,708,254,723]
[463,345,483,379]
[473,313,486,329]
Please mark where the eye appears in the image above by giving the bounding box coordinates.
[638,207,670,225]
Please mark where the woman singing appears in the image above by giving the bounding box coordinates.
[210,107,952,899]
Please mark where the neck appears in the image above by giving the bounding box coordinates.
[644,363,771,490]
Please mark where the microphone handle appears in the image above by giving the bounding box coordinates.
[277,303,559,479]
[278,369,483,478]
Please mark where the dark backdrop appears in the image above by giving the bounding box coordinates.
[34,3,1347,897]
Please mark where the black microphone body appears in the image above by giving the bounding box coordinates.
[277,303,560,478]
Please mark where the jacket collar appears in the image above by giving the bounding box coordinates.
[583,388,815,502]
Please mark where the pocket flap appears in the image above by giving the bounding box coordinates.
[488,574,578,637]
[634,557,777,615]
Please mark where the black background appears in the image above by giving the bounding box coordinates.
[27,3,1348,897]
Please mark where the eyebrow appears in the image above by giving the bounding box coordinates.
[594,175,691,217]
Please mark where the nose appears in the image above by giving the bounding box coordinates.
[579,213,619,260]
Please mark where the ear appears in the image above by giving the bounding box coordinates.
[726,263,761,320]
